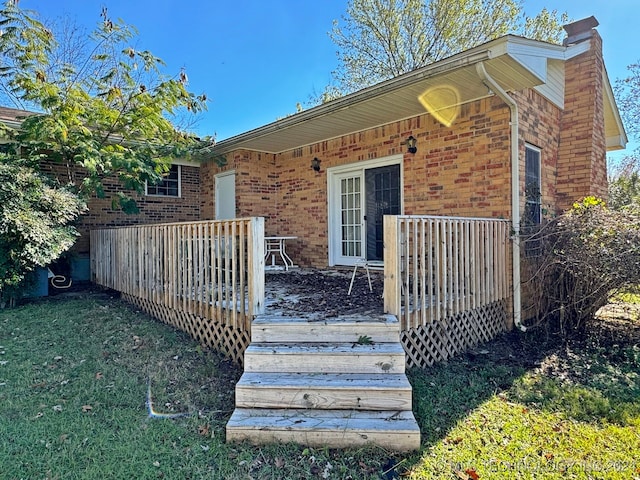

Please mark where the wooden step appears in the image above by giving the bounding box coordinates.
[243,342,406,374]
[226,408,421,452]
[235,372,412,410]
[251,314,399,344]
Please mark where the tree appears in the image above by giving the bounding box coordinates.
[611,62,640,210]
[319,0,568,100]
[0,1,218,211]
[0,1,218,304]
[608,156,640,210]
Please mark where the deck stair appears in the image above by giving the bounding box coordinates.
[226,314,421,451]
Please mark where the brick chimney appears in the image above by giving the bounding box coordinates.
[556,17,607,210]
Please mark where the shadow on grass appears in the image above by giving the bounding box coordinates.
[397,318,640,476]
[407,330,539,445]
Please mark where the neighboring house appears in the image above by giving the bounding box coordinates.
[203,17,626,272]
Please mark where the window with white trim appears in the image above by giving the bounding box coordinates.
[524,145,542,257]
[524,145,541,226]
[146,164,180,197]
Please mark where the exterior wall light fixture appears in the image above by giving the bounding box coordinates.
[404,135,417,154]
[311,157,321,172]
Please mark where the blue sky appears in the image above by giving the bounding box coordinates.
[19,0,640,156]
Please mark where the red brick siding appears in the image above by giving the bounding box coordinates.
[514,88,563,217]
[557,31,608,209]
[41,161,201,254]
[204,96,522,268]
[201,38,607,269]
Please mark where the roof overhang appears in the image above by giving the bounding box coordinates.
[213,35,627,155]
[603,69,627,150]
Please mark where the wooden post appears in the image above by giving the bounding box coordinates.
[247,217,265,323]
[383,215,401,322]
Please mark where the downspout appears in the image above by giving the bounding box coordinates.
[476,62,525,331]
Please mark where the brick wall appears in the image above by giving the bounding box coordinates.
[201,39,607,270]
[41,161,201,254]
[204,92,567,269]
[514,88,563,216]
[557,31,608,209]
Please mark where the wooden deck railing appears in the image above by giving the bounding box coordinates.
[91,218,265,361]
[383,215,510,333]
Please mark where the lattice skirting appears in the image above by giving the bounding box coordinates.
[401,300,508,369]
[121,293,251,365]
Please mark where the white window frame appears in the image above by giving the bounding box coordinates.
[524,144,542,225]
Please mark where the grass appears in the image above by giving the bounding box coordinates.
[1,292,639,479]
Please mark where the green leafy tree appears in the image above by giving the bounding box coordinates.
[611,62,640,210]
[608,157,640,210]
[0,1,217,211]
[0,1,218,304]
[318,0,568,100]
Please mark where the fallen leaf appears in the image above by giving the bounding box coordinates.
[81,405,92,413]
[132,336,143,350]
[455,471,468,480]
[544,453,554,461]
[465,467,480,480]
[95,372,103,380]
[198,424,210,436]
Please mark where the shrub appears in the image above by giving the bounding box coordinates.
[522,197,640,333]
[0,161,86,307]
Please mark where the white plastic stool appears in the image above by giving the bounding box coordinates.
[347,259,384,295]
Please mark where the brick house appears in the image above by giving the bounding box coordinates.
[203,18,625,273]
[1,18,627,304]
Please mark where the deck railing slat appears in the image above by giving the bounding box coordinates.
[91,218,265,340]
[383,215,511,332]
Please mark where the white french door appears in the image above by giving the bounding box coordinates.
[328,155,402,266]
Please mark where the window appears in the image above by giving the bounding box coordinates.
[146,164,180,197]
[524,145,542,256]
[524,145,541,226]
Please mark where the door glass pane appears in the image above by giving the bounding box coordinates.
[366,165,401,260]
[340,176,362,258]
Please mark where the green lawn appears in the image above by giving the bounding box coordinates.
[1,292,638,479]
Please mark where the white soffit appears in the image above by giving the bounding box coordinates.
[212,35,619,155]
